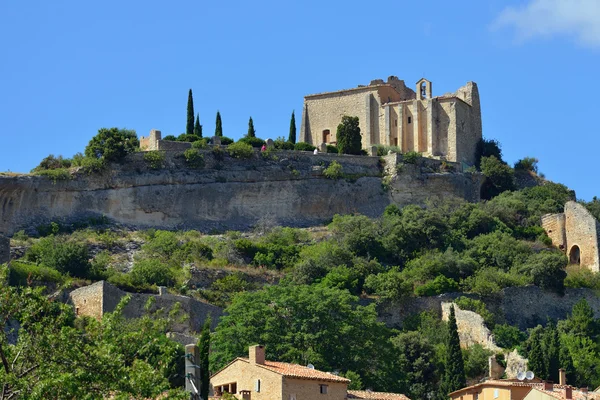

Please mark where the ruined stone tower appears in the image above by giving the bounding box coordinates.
[300,76,482,165]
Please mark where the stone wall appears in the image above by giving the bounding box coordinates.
[0,150,482,236]
[156,140,192,151]
[0,235,9,264]
[441,302,501,352]
[69,281,223,335]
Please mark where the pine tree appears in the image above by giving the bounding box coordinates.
[247,117,256,138]
[215,111,223,137]
[199,316,211,400]
[194,113,202,138]
[440,305,466,397]
[186,89,195,136]
[288,111,296,144]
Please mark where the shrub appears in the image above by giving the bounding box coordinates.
[403,151,421,164]
[176,133,200,142]
[32,154,72,172]
[238,137,265,148]
[514,157,539,174]
[25,236,91,278]
[34,168,71,182]
[375,145,401,156]
[364,268,412,301]
[462,267,530,295]
[227,142,254,159]
[414,275,459,296]
[274,137,294,150]
[143,151,165,170]
[78,156,106,174]
[162,135,177,141]
[294,142,316,152]
[192,139,208,149]
[211,146,225,161]
[326,144,338,154]
[463,344,492,379]
[183,148,205,169]
[493,324,526,349]
[8,261,64,286]
[565,264,600,290]
[142,230,181,259]
[337,115,362,155]
[475,138,503,169]
[130,259,175,287]
[517,251,567,295]
[85,127,139,162]
[323,161,343,179]
[219,136,234,146]
[480,156,515,200]
[454,296,495,328]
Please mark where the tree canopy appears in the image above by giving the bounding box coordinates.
[84,127,139,162]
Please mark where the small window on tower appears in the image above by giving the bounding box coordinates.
[408,116,412,124]
[320,385,328,394]
[394,119,398,127]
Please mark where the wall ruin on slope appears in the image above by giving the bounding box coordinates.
[0,150,481,236]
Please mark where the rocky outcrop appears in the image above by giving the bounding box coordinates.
[442,302,501,352]
[0,150,481,236]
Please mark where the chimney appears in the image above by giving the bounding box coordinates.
[559,369,566,386]
[249,345,265,365]
[581,387,588,394]
[544,382,554,391]
[564,386,572,400]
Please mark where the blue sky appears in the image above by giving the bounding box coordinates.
[1,0,598,200]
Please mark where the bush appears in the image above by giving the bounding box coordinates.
[183,148,205,169]
[565,264,600,290]
[364,268,412,301]
[25,236,91,278]
[462,267,530,295]
[85,127,139,162]
[274,137,294,150]
[463,344,492,379]
[514,157,539,174]
[211,146,225,161]
[142,231,181,259]
[326,144,338,154]
[216,136,234,146]
[375,145,401,156]
[162,135,177,141]
[176,133,200,142]
[403,151,421,164]
[414,275,459,296]
[517,251,567,295]
[192,139,208,149]
[32,154,72,172]
[454,296,495,328]
[227,142,254,159]
[323,161,343,179]
[480,156,515,200]
[143,151,165,170]
[130,259,175,287]
[493,324,526,349]
[294,142,316,152]
[238,137,265,148]
[34,168,71,182]
[475,138,503,169]
[8,261,64,286]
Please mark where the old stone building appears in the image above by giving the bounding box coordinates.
[300,76,482,165]
[542,201,600,273]
[210,345,409,400]
[69,281,222,337]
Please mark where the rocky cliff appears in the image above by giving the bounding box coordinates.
[0,150,482,235]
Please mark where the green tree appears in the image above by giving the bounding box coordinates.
[543,321,560,382]
[187,89,195,135]
[211,283,397,390]
[25,235,91,278]
[392,331,437,399]
[480,155,515,200]
[289,111,297,144]
[215,111,223,137]
[336,115,362,155]
[199,317,211,400]
[194,113,203,138]
[517,251,567,295]
[440,305,465,397]
[526,326,547,379]
[85,127,139,162]
[247,116,256,138]
[474,138,503,169]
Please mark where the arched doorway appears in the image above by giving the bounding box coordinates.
[322,129,330,144]
[570,245,581,265]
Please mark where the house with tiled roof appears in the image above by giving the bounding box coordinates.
[449,370,596,400]
[210,345,410,400]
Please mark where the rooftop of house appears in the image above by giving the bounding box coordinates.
[347,389,411,399]
[450,379,598,400]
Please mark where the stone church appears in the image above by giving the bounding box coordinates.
[300,76,482,165]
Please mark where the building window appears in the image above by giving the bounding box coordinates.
[75,307,79,316]
[494,389,499,399]
[407,116,412,124]
[256,379,261,392]
[394,119,398,127]
[320,384,328,394]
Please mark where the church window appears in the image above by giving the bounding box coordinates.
[408,116,412,124]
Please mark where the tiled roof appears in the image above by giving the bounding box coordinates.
[450,380,600,400]
[347,389,411,399]
[256,359,351,383]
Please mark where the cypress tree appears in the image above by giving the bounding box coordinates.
[527,328,546,379]
[543,321,560,382]
[441,305,466,397]
[289,111,296,144]
[194,113,202,138]
[186,89,195,136]
[247,116,256,138]
[215,111,223,137]
[199,316,211,400]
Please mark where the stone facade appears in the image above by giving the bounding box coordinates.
[211,345,350,400]
[300,76,482,165]
[542,201,600,272]
[441,303,501,352]
[0,235,9,264]
[69,281,223,338]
